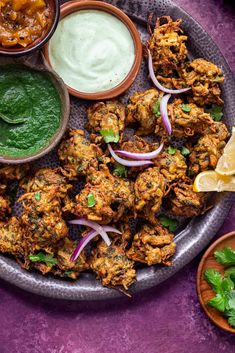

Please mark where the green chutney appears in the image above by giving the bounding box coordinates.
[0,65,61,157]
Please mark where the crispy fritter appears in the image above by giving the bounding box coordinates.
[89,237,136,290]
[155,99,215,138]
[134,167,166,224]
[182,58,224,106]
[126,89,163,135]
[58,129,105,179]
[167,179,206,217]
[127,223,176,266]
[87,100,125,143]
[0,217,25,257]
[147,16,188,89]
[0,164,29,181]
[154,149,187,183]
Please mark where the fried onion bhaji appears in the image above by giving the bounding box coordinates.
[134,167,166,224]
[147,16,188,89]
[87,100,125,143]
[182,58,224,106]
[70,165,134,224]
[58,129,106,179]
[127,223,176,266]
[0,164,29,181]
[0,217,25,257]
[155,99,215,138]
[89,236,136,290]
[167,179,206,217]
[126,88,163,135]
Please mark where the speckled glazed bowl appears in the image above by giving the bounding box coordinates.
[43,0,143,100]
[0,0,234,300]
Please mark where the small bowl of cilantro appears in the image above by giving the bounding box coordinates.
[197,231,235,333]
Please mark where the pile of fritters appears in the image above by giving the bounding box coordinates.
[0,16,228,291]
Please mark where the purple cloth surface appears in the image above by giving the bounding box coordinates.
[1,1,235,352]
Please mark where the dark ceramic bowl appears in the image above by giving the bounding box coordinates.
[0,0,234,300]
[0,0,60,57]
[0,59,70,164]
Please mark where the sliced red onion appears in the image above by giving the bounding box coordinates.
[115,143,164,160]
[148,49,191,94]
[70,226,122,262]
[160,94,172,135]
[108,144,153,167]
[68,218,111,246]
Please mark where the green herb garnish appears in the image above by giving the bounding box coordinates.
[181,104,192,112]
[159,215,178,232]
[113,163,127,178]
[100,129,119,143]
[224,267,235,284]
[87,193,96,208]
[64,270,75,277]
[152,99,161,116]
[34,192,41,201]
[214,247,235,267]
[28,252,57,267]
[167,146,176,155]
[181,146,190,156]
[206,105,223,121]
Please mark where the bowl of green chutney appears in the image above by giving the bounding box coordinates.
[0,62,70,164]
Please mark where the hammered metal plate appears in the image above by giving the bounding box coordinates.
[0,0,235,300]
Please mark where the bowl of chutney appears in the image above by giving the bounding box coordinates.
[0,62,70,164]
[0,0,60,57]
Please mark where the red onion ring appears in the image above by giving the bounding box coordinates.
[108,144,153,167]
[160,94,172,135]
[115,143,164,160]
[148,49,191,94]
[70,226,122,262]
[68,218,111,246]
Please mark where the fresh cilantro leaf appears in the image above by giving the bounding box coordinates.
[225,309,235,328]
[34,192,41,201]
[206,105,223,122]
[167,146,176,155]
[181,146,190,156]
[28,252,57,267]
[208,293,226,312]
[152,99,161,116]
[224,267,235,284]
[87,193,96,208]
[226,290,235,310]
[221,278,234,293]
[181,104,192,112]
[204,269,223,292]
[214,247,235,267]
[100,129,119,143]
[113,163,127,178]
[158,215,178,232]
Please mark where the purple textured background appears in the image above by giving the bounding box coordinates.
[1,1,235,352]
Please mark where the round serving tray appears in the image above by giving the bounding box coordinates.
[0,0,235,300]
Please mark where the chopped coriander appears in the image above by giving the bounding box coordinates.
[214,246,235,267]
[206,105,223,121]
[113,163,127,178]
[181,104,192,112]
[28,252,57,267]
[100,129,119,143]
[212,77,222,83]
[87,193,96,208]
[158,215,178,232]
[167,146,176,155]
[34,192,41,201]
[152,98,161,116]
[181,146,190,156]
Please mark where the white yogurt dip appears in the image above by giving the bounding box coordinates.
[48,10,135,93]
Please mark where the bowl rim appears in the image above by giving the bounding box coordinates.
[0,61,70,164]
[43,0,143,100]
[197,231,235,334]
[0,0,60,57]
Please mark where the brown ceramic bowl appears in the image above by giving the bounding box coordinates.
[43,0,143,100]
[0,0,60,57]
[197,231,235,334]
[0,59,70,165]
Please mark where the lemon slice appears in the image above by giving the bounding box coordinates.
[193,171,235,192]
[216,126,235,175]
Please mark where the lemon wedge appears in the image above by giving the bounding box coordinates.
[193,171,235,192]
[216,126,235,175]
